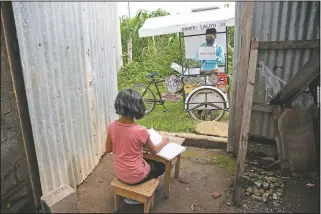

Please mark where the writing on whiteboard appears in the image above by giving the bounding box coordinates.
[198,47,216,61]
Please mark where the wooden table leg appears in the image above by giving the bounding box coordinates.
[150,194,155,210]
[144,198,152,213]
[174,155,181,178]
[114,194,120,212]
[164,160,171,197]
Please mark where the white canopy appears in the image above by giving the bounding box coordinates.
[139,7,235,38]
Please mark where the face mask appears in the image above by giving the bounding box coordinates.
[206,38,215,44]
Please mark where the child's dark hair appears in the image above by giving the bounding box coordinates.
[114,89,146,120]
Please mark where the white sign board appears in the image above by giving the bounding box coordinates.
[198,47,217,61]
[184,30,226,60]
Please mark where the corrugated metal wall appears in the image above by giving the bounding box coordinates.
[232,1,320,139]
[12,2,119,195]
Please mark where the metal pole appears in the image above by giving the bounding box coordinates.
[128,2,131,18]
[226,27,229,74]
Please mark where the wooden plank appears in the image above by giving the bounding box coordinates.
[258,40,320,50]
[232,45,258,206]
[251,103,277,113]
[164,160,172,197]
[174,155,181,178]
[111,178,159,198]
[228,1,254,153]
[269,52,320,105]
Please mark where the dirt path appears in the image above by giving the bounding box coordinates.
[76,147,319,213]
[77,147,235,213]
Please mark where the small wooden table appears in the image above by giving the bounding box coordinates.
[143,136,185,197]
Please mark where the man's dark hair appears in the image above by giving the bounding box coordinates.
[206,28,217,35]
[114,89,146,120]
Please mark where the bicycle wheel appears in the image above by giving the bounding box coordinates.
[133,84,156,114]
[186,87,226,121]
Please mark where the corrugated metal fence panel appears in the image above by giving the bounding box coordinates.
[233,1,320,139]
[12,2,118,195]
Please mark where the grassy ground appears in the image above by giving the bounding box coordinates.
[121,78,229,133]
[137,100,199,133]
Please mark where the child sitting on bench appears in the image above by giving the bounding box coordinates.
[105,89,168,205]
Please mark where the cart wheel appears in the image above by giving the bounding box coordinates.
[186,87,226,121]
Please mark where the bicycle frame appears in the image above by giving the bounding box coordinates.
[141,77,165,104]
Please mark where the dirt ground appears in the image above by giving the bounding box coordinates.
[76,147,320,213]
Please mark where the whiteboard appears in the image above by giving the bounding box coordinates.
[184,29,227,60]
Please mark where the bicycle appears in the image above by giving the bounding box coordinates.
[133,71,229,121]
[132,72,170,114]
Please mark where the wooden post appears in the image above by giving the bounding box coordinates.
[227,2,254,153]
[127,38,132,63]
[232,40,258,206]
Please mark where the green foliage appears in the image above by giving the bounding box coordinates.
[119,9,182,91]
[120,9,172,63]
[118,9,235,133]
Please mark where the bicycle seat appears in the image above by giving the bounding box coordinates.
[146,72,159,78]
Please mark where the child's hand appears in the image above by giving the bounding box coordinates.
[161,135,169,145]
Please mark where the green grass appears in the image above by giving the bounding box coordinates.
[119,74,230,133]
[212,153,236,174]
[137,100,199,133]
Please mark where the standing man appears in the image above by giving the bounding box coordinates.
[195,28,225,74]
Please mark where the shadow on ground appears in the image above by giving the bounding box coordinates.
[77,147,235,213]
[77,147,320,213]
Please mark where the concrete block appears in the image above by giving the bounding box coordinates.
[40,184,79,213]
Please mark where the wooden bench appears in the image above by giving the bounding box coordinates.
[111,178,159,213]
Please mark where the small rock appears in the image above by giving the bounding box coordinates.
[272,193,278,200]
[254,189,262,196]
[212,192,222,199]
[306,183,315,188]
[254,181,262,188]
[277,188,284,193]
[269,177,277,183]
[99,179,103,183]
[267,172,274,177]
[273,202,280,207]
[247,187,253,193]
[227,201,232,206]
[252,195,263,202]
[262,195,268,203]
[186,188,189,191]
[270,183,275,189]
[242,175,252,181]
[263,182,269,189]
[280,184,285,188]
[179,178,188,184]
[259,189,265,194]
[276,192,283,197]
[263,192,270,198]
[245,192,251,196]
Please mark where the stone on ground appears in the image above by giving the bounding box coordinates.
[41,184,79,213]
[195,121,228,137]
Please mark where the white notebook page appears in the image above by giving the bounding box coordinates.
[157,143,186,161]
[147,128,162,146]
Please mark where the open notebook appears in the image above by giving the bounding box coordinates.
[147,128,186,161]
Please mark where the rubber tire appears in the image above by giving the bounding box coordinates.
[186,87,226,121]
[133,84,156,114]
